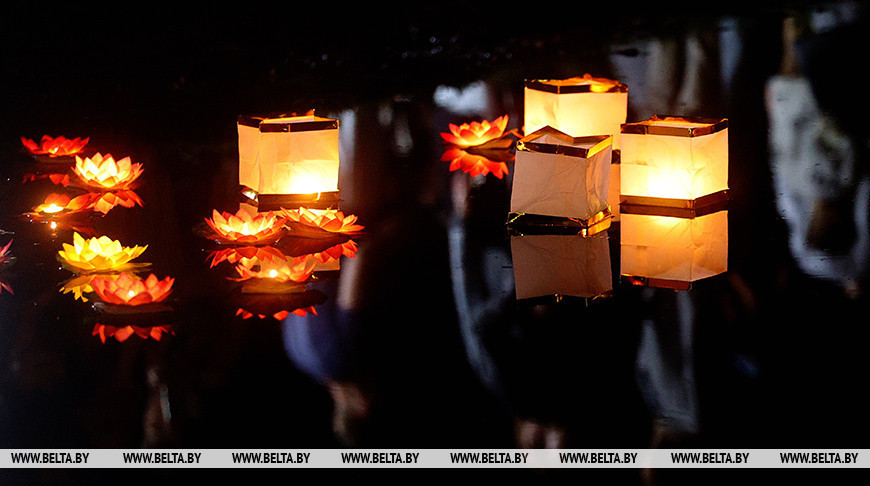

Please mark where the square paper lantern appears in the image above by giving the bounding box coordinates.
[509,126,612,234]
[620,205,728,290]
[620,116,729,207]
[237,113,340,211]
[524,74,628,149]
[510,232,612,303]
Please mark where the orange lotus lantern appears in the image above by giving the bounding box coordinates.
[91,272,174,306]
[207,245,288,269]
[29,193,95,219]
[280,207,364,236]
[238,113,341,211]
[93,323,174,343]
[57,232,148,273]
[73,153,143,190]
[234,255,317,284]
[21,135,90,158]
[441,147,511,179]
[440,115,510,148]
[204,208,287,245]
[524,75,628,148]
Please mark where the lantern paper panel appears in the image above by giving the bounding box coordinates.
[620,210,728,289]
[510,232,612,302]
[237,114,340,211]
[510,127,612,224]
[620,116,728,203]
[524,75,628,149]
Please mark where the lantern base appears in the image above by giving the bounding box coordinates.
[619,189,730,219]
[257,191,340,212]
[620,273,728,291]
[506,207,612,237]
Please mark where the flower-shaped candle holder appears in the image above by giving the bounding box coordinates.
[57,232,148,273]
[202,208,287,245]
[92,272,174,306]
[73,153,143,190]
[280,207,364,237]
[21,135,90,160]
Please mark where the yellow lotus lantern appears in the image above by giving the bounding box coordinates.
[524,74,628,148]
[619,116,729,205]
[57,232,148,273]
[73,153,144,190]
[21,135,90,157]
[238,113,341,211]
[204,208,287,245]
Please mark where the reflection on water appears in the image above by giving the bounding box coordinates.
[0,1,868,458]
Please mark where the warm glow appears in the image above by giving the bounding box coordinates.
[74,153,143,190]
[21,135,90,157]
[234,255,317,283]
[280,207,364,234]
[31,193,94,216]
[205,208,287,244]
[92,272,174,305]
[524,75,627,148]
[236,306,317,320]
[440,115,509,148]
[57,232,147,273]
[89,190,144,215]
[620,116,729,201]
[620,211,728,286]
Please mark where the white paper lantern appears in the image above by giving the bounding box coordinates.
[237,113,340,211]
[509,126,612,234]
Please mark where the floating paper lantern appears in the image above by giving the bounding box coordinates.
[238,113,340,211]
[91,272,174,306]
[440,115,510,148]
[21,135,89,158]
[510,232,612,303]
[74,153,143,190]
[57,232,148,273]
[280,207,364,236]
[509,126,612,234]
[204,208,287,245]
[620,206,728,290]
[619,116,729,205]
[524,74,628,148]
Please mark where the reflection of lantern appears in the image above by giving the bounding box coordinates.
[524,75,628,148]
[620,116,729,205]
[509,126,612,234]
[237,113,340,211]
[620,205,728,290]
[510,232,612,302]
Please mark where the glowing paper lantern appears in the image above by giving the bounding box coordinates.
[57,232,148,273]
[73,153,143,190]
[524,74,628,148]
[619,116,729,205]
[620,206,728,290]
[509,126,612,234]
[510,232,612,302]
[91,272,174,306]
[237,113,340,211]
[204,208,287,245]
[21,135,89,158]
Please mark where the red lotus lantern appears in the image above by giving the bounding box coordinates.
[21,135,90,158]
